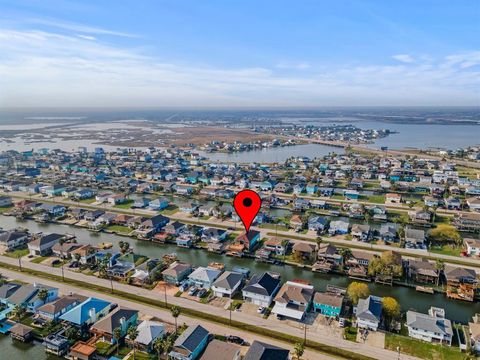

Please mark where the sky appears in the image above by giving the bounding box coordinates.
[0,0,479,107]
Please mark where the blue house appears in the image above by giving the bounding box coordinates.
[133,197,150,208]
[169,325,209,360]
[313,292,344,317]
[59,297,112,327]
[148,197,169,210]
[5,283,58,312]
[235,230,261,252]
[40,203,66,217]
[91,306,138,343]
[306,183,318,195]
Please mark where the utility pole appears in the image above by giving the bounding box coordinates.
[18,257,22,271]
[110,276,114,293]
[164,283,168,306]
[229,294,232,326]
[61,264,65,281]
[303,323,307,344]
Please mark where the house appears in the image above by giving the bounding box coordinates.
[316,243,342,268]
[272,280,314,321]
[0,282,21,304]
[28,233,65,256]
[169,324,210,360]
[165,221,187,236]
[69,341,97,360]
[407,259,440,285]
[135,320,165,351]
[292,242,317,262]
[10,323,34,342]
[199,339,241,360]
[242,272,281,307]
[351,224,371,242]
[465,238,480,256]
[6,283,58,312]
[243,341,289,360]
[202,228,228,243]
[290,215,303,231]
[43,184,67,197]
[385,193,402,204]
[468,314,480,353]
[148,197,170,210]
[444,266,477,302]
[344,189,359,200]
[43,333,70,356]
[59,297,112,327]
[107,194,126,205]
[328,220,349,235]
[406,307,452,345]
[133,197,150,208]
[71,244,97,264]
[136,214,170,238]
[37,294,87,321]
[307,215,328,232]
[0,195,12,207]
[405,227,426,248]
[212,271,244,298]
[234,230,261,253]
[293,198,310,211]
[162,262,193,284]
[91,306,138,343]
[0,230,29,251]
[356,295,383,331]
[39,203,66,217]
[52,242,83,259]
[454,213,480,231]
[263,237,287,256]
[313,292,344,317]
[188,266,222,289]
[378,223,398,243]
[408,209,432,224]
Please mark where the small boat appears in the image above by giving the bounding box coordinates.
[208,262,225,271]
[416,285,434,294]
[163,253,178,263]
[98,242,113,250]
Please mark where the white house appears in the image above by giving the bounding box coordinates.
[406,307,453,346]
[271,281,314,321]
[0,230,29,251]
[188,267,222,289]
[356,296,383,331]
[211,271,243,298]
[465,238,480,257]
[28,233,65,256]
[242,272,281,307]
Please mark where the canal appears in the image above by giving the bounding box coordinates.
[0,334,61,359]
[1,215,479,324]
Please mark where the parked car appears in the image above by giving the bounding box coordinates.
[257,306,266,314]
[197,288,207,298]
[188,286,198,296]
[179,282,189,292]
[226,335,246,345]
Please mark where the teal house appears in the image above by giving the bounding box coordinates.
[169,324,209,360]
[313,292,343,317]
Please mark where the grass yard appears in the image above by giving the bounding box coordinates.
[365,194,385,204]
[3,248,29,259]
[95,341,116,356]
[106,225,132,234]
[344,326,357,342]
[126,350,152,360]
[385,333,468,360]
[79,198,96,204]
[114,200,134,209]
[30,256,50,264]
[0,206,13,213]
[160,205,179,215]
[430,245,462,257]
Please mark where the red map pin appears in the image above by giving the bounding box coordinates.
[233,189,262,232]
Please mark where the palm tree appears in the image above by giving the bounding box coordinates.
[127,325,139,359]
[170,305,180,333]
[38,288,49,304]
[294,342,305,359]
[435,259,445,286]
[153,337,163,360]
[113,327,122,355]
[11,305,26,321]
[339,248,352,265]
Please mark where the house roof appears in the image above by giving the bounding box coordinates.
[212,271,243,290]
[188,267,222,284]
[59,297,111,325]
[444,266,477,282]
[200,339,240,360]
[292,242,316,253]
[174,324,209,353]
[406,310,453,337]
[135,320,165,346]
[274,281,314,304]
[236,230,260,243]
[243,272,281,297]
[37,294,87,315]
[244,340,289,360]
[0,283,21,299]
[29,233,64,248]
[314,292,344,308]
[92,306,138,335]
[162,261,192,277]
[7,283,54,305]
[356,296,382,323]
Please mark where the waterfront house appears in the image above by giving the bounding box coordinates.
[188,266,222,289]
[292,242,317,262]
[454,213,480,232]
[176,185,194,195]
[408,209,432,224]
[404,227,426,248]
[162,261,193,284]
[242,272,281,307]
[136,214,170,238]
[28,233,65,256]
[37,294,87,321]
[407,259,440,285]
[84,209,104,221]
[293,198,310,211]
[148,197,170,210]
[378,223,398,243]
[263,237,287,256]
[307,215,328,232]
[7,283,58,312]
[344,189,359,200]
[212,271,244,298]
[135,320,165,352]
[59,297,112,327]
[313,292,344,317]
[465,238,480,256]
[40,203,66,217]
[468,314,480,353]
[444,266,477,302]
[71,245,97,264]
[234,230,261,253]
[52,242,82,259]
[290,215,303,231]
[133,197,150,208]
[10,323,33,342]
[272,280,314,321]
[43,333,70,356]
[406,307,452,346]
[0,195,12,207]
[202,228,228,243]
[69,341,97,360]
[165,221,187,236]
[244,340,289,360]
[0,230,29,251]
[91,306,138,343]
[351,224,371,242]
[328,220,349,235]
[316,243,342,268]
[200,339,241,360]
[355,295,383,331]
[169,324,210,360]
[466,197,480,211]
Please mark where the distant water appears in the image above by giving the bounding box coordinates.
[201,143,344,163]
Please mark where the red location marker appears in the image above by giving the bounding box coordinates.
[233,189,262,232]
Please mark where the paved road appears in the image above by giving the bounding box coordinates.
[5,191,480,270]
[0,255,420,360]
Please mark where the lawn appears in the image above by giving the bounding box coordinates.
[126,350,152,360]
[106,225,132,234]
[0,205,13,213]
[114,200,134,209]
[79,198,96,204]
[385,333,468,360]
[95,341,116,356]
[30,256,50,264]
[365,195,385,204]
[430,245,462,257]
[3,248,29,259]
[160,205,179,215]
[344,326,357,342]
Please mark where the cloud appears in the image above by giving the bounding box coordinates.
[392,54,415,63]
[0,26,478,107]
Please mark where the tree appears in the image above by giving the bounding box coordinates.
[38,288,49,304]
[65,327,79,341]
[73,253,81,263]
[347,282,370,305]
[127,325,139,359]
[11,305,26,321]
[153,337,164,360]
[428,224,461,245]
[170,305,180,333]
[294,342,305,360]
[339,248,352,264]
[382,297,401,330]
[113,327,122,355]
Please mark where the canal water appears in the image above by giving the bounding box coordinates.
[1,215,479,324]
[0,335,61,359]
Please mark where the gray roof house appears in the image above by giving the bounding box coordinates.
[169,324,210,360]
[406,307,453,345]
[244,340,289,360]
[211,271,244,298]
[356,295,383,331]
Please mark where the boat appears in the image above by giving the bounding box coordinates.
[415,285,434,294]
[163,253,178,263]
[208,262,225,271]
[98,242,113,250]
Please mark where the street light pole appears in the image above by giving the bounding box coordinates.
[61,264,65,281]
[229,294,232,326]
[303,323,307,344]
[164,283,168,307]
[110,276,114,293]
[18,257,22,271]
